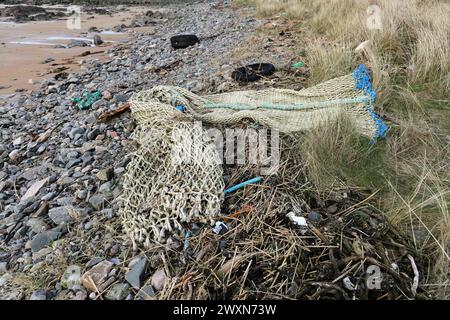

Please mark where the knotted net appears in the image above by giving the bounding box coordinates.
[119,64,388,248]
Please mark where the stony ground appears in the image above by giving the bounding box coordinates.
[0,0,319,300]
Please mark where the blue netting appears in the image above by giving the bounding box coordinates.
[353,64,388,140]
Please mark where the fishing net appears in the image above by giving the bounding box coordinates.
[119,64,388,248]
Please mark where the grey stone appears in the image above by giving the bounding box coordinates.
[99,181,113,194]
[114,94,128,103]
[105,283,130,300]
[89,194,105,210]
[30,230,61,252]
[8,149,21,161]
[86,257,103,268]
[93,34,103,46]
[21,178,48,201]
[26,217,49,233]
[29,289,47,300]
[61,265,82,290]
[136,285,155,300]
[307,211,322,222]
[76,189,88,200]
[0,262,8,274]
[125,257,147,289]
[48,206,75,225]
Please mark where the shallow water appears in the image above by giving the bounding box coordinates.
[0,6,149,94]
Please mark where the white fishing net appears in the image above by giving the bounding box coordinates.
[118,65,387,249]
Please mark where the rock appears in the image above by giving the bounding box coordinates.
[30,230,61,252]
[86,257,103,268]
[0,262,8,274]
[81,260,113,292]
[136,285,155,300]
[125,257,147,289]
[151,268,167,291]
[13,136,26,146]
[307,211,322,222]
[105,283,130,300]
[75,189,88,200]
[61,265,82,290]
[48,206,75,225]
[8,149,21,162]
[42,57,55,64]
[88,194,105,210]
[96,167,114,181]
[99,181,113,194]
[327,203,338,214]
[21,178,48,201]
[29,289,47,300]
[32,202,49,217]
[93,34,103,46]
[67,39,89,48]
[32,248,52,263]
[26,218,49,233]
[114,94,128,103]
[102,90,112,100]
[73,290,87,300]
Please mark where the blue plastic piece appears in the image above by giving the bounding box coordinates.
[175,105,185,112]
[183,230,191,251]
[224,177,263,195]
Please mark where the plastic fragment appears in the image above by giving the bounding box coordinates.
[224,177,263,195]
[343,277,356,291]
[212,221,228,235]
[72,91,102,110]
[291,61,305,69]
[286,212,308,227]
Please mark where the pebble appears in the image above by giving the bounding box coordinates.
[29,289,47,300]
[81,260,113,292]
[96,167,114,181]
[136,285,155,300]
[125,257,147,289]
[105,283,130,300]
[151,268,167,291]
[307,211,322,222]
[48,206,75,225]
[89,194,105,210]
[0,262,8,274]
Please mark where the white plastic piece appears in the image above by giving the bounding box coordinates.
[343,277,356,291]
[286,212,308,227]
[212,221,228,234]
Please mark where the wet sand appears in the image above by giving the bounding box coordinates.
[0,6,150,95]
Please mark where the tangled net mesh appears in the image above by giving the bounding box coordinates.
[118,64,388,249]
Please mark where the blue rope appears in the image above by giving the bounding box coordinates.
[224,177,263,195]
[183,230,191,251]
[353,64,388,140]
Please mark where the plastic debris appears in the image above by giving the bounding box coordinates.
[287,212,308,234]
[212,221,228,235]
[183,230,191,251]
[224,177,263,195]
[291,61,305,69]
[175,105,185,112]
[343,277,356,291]
[286,212,307,227]
[97,102,130,122]
[72,91,102,110]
